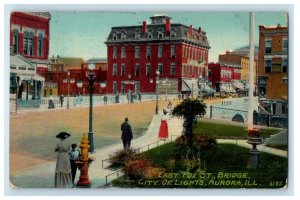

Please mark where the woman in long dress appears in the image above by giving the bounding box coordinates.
[158,109,169,140]
[54,132,72,188]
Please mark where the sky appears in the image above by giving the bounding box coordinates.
[49,11,287,62]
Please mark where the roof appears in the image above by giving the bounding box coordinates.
[10,54,33,67]
[106,17,210,48]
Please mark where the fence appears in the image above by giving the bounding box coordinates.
[15,94,178,109]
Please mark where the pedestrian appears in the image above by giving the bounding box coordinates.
[127,92,130,104]
[54,131,72,188]
[121,117,133,149]
[104,95,108,105]
[167,100,172,110]
[138,93,142,102]
[69,143,81,187]
[59,95,64,108]
[158,110,169,140]
[115,92,120,103]
[130,92,134,103]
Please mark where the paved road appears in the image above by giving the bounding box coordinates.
[10,110,184,188]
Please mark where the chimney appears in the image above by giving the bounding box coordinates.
[165,18,171,36]
[142,21,147,34]
[198,27,202,33]
[189,25,193,34]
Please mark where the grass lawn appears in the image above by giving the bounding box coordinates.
[193,121,281,139]
[112,143,288,188]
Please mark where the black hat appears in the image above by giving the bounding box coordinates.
[56,132,71,139]
[125,117,129,121]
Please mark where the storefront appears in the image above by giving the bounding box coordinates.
[10,54,45,108]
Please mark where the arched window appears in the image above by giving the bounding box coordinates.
[157,29,164,39]
[147,30,153,39]
[112,32,117,40]
[171,29,177,37]
[134,30,141,39]
[121,31,127,40]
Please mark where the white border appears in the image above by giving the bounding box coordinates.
[1,2,297,199]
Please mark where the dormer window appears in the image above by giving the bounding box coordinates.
[135,30,141,39]
[171,29,177,37]
[158,30,164,38]
[121,31,127,40]
[148,30,153,39]
[113,32,117,40]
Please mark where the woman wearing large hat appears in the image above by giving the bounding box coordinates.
[54,131,72,188]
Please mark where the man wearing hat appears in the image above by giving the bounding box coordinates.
[121,117,133,149]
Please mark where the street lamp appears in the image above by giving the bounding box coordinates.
[67,71,70,109]
[87,63,96,153]
[155,69,160,114]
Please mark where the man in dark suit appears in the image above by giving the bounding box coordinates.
[121,117,133,149]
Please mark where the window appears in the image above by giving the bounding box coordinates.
[113,32,117,40]
[171,45,176,58]
[135,82,140,93]
[158,30,164,38]
[265,60,272,73]
[282,59,287,73]
[12,29,19,54]
[23,31,34,56]
[112,64,117,76]
[265,39,272,53]
[37,33,43,57]
[171,29,177,37]
[148,30,153,39]
[135,63,140,76]
[121,82,125,94]
[121,63,126,76]
[113,46,117,59]
[158,45,163,58]
[121,47,126,58]
[158,63,163,76]
[135,30,141,39]
[146,63,151,76]
[146,46,151,59]
[283,38,288,52]
[170,63,176,75]
[121,31,126,40]
[113,81,117,94]
[135,46,140,59]
[282,77,288,84]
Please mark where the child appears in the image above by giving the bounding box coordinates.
[69,143,81,187]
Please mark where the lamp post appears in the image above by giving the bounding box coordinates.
[67,71,70,109]
[87,64,96,153]
[155,69,160,114]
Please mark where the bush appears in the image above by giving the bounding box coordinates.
[174,134,217,159]
[108,149,142,168]
[124,158,152,179]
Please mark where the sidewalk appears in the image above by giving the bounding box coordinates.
[10,110,184,188]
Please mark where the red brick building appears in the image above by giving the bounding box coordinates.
[10,12,51,73]
[43,60,107,97]
[258,24,288,115]
[105,14,210,95]
[208,63,241,93]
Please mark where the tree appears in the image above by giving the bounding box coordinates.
[171,98,206,155]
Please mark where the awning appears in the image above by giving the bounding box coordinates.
[199,83,215,94]
[182,79,199,92]
[33,74,45,82]
[231,82,244,90]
